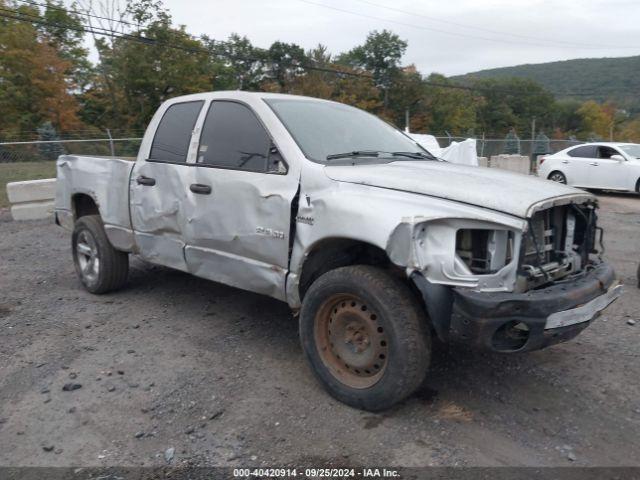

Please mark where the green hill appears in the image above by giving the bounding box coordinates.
[454,55,640,113]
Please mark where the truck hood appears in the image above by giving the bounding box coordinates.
[324,161,593,218]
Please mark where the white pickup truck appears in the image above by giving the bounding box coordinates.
[55,91,622,410]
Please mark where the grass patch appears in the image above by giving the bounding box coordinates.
[0,161,56,209]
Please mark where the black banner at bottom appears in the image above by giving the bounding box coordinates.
[1,467,640,480]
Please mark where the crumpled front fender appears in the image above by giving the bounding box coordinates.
[386,215,526,292]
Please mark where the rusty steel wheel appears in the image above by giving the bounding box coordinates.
[314,294,389,389]
[300,265,430,411]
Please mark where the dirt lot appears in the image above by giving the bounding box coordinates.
[0,193,638,468]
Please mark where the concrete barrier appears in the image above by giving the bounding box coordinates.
[6,178,56,221]
[489,155,530,175]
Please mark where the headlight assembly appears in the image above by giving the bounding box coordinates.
[455,229,516,275]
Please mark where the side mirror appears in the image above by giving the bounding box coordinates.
[610,154,625,162]
[267,144,288,174]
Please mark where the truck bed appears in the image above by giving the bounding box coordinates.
[55,155,135,233]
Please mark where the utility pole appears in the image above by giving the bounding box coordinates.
[405,98,422,134]
[531,117,536,141]
[530,117,536,174]
[106,128,115,157]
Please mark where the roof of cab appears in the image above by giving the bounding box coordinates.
[162,90,332,104]
[571,142,637,147]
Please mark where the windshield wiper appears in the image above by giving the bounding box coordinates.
[391,151,438,160]
[326,150,380,161]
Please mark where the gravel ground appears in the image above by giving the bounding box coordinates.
[0,193,638,468]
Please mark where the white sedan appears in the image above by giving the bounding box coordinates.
[538,142,640,193]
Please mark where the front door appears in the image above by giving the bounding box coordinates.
[130,100,204,271]
[182,100,297,301]
[589,145,627,190]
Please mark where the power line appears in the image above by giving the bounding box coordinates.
[15,0,140,28]
[348,0,637,50]
[0,7,373,80]
[299,0,640,50]
[0,7,606,97]
[0,7,155,43]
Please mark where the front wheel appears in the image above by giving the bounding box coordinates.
[299,265,430,411]
[72,215,129,294]
[548,171,567,184]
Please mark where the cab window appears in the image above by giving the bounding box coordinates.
[149,101,204,163]
[197,101,277,173]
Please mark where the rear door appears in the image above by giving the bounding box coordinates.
[130,100,204,271]
[182,100,297,301]
[566,145,597,187]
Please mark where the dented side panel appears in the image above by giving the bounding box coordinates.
[286,161,529,307]
[54,155,135,251]
[181,168,297,301]
[129,161,195,271]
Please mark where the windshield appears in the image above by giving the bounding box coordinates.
[265,98,430,163]
[619,144,640,158]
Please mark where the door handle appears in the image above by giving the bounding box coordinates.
[561,160,569,164]
[136,175,156,186]
[190,183,212,195]
[590,162,599,166]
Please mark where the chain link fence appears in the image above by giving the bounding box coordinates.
[434,136,583,158]
[0,135,584,164]
[0,138,143,163]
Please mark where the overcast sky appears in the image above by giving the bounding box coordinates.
[88,0,640,76]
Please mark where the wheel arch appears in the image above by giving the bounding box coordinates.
[547,169,567,181]
[297,237,403,302]
[71,192,100,220]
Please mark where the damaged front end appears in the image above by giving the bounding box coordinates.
[389,197,622,353]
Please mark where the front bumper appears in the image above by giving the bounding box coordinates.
[447,262,621,352]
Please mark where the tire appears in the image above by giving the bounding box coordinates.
[72,215,129,294]
[548,171,567,184]
[299,265,430,411]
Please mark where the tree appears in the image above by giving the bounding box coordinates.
[0,2,82,136]
[39,0,93,91]
[289,44,335,99]
[473,77,555,135]
[533,131,551,155]
[37,121,66,159]
[386,65,424,129]
[416,74,477,135]
[338,30,407,108]
[577,100,612,140]
[83,11,216,129]
[503,128,520,154]
[263,41,307,92]
[551,99,583,137]
[620,119,640,142]
[207,33,265,90]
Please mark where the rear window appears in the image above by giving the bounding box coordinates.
[149,101,204,163]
